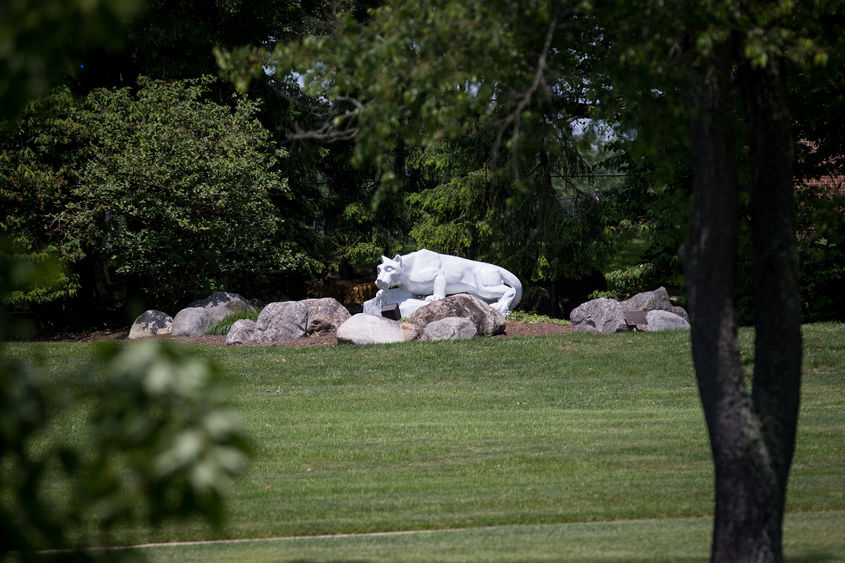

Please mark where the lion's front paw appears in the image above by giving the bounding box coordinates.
[490,303,508,315]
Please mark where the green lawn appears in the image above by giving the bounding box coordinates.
[7,323,845,561]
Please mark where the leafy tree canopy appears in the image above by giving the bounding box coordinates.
[1,76,321,313]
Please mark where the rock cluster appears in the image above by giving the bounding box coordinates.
[129,291,256,339]
[129,292,354,344]
[338,294,505,345]
[129,291,506,346]
[410,293,505,336]
[569,287,690,333]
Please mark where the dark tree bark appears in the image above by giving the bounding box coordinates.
[739,54,804,562]
[682,45,803,562]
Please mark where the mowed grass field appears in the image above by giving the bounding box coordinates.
[7,323,844,561]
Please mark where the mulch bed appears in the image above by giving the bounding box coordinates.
[37,321,575,347]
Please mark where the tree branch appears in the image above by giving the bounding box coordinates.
[492,9,562,181]
[286,96,363,143]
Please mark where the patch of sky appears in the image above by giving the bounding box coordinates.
[571,117,614,141]
[571,118,636,147]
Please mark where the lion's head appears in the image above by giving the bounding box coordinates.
[375,254,403,290]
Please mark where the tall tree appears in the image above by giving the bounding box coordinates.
[594,2,825,557]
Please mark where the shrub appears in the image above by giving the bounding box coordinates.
[1,77,321,312]
[508,310,571,325]
[591,263,658,301]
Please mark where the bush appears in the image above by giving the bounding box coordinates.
[590,263,657,301]
[508,310,571,325]
[1,77,321,313]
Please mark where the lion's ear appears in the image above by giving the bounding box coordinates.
[381,255,390,263]
[393,254,402,264]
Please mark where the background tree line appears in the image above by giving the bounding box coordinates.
[3,0,842,330]
[0,0,845,332]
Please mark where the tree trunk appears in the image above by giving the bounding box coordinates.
[739,55,804,562]
[682,46,791,562]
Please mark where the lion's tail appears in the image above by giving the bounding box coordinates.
[499,267,523,309]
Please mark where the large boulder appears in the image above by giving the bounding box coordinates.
[569,298,628,334]
[419,317,478,342]
[252,301,308,343]
[336,313,418,345]
[670,305,689,322]
[410,294,506,336]
[226,319,256,345]
[302,297,351,334]
[188,291,256,324]
[645,310,691,332]
[570,287,690,334]
[128,310,173,339]
[622,287,673,313]
[171,307,214,336]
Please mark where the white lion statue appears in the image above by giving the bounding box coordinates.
[374,249,522,315]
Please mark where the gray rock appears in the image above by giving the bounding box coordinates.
[225,319,256,345]
[419,317,478,342]
[171,307,214,336]
[301,297,351,334]
[569,298,628,333]
[253,301,308,343]
[336,313,418,345]
[622,287,673,313]
[645,310,691,332]
[410,294,506,336]
[188,291,256,324]
[128,310,173,339]
[571,288,688,334]
[670,305,689,322]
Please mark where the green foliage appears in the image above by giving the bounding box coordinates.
[0,248,250,558]
[0,86,89,304]
[795,183,845,322]
[87,342,251,529]
[91,0,356,85]
[406,168,498,259]
[1,245,76,308]
[327,190,413,275]
[205,311,260,336]
[404,138,606,285]
[259,1,649,287]
[0,342,250,557]
[506,310,571,325]
[591,140,690,301]
[1,77,322,310]
[590,263,657,301]
[1,4,251,560]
